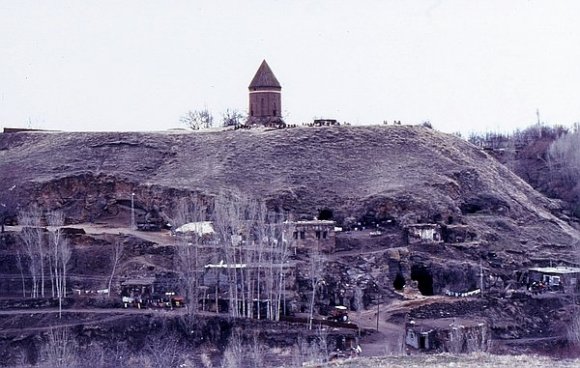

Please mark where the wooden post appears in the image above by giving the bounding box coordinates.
[376,300,380,331]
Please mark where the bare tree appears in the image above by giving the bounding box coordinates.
[47,211,63,297]
[19,226,39,298]
[549,130,580,181]
[213,193,245,318]
[221,331,243,368]
[172,197,213,316]
[253,200,268,320]
[107,239,124,297]
[567,240,580,346]
[275,215,293,321]
[181,108,214,130]
[41,327,77,368]
[315,324,331,363]
[18,206,44,298]
[222,108,245,127]
[15,250,26,297]
[308,249,326,330]
[47,211,71,318]
[249,333,266,368]
[140,332,185,367]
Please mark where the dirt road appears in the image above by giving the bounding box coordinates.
[348,295,458,356]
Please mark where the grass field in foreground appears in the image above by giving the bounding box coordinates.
[308,353,580,368]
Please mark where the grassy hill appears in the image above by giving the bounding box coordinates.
[1,125,577,260]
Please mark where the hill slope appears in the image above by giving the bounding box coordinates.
[0,125,578,263]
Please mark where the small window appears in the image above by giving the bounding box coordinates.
[323,231,327,239]
[316,231,321,239]
[300,231,305,240]
[293,231,298,239]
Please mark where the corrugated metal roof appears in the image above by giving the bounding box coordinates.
[528,266,580,274]
[205,260,247,269]
[291,220,335,226]
[121,277,156,286]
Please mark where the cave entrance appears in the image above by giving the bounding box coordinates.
[393,273,406,290]
[411,265,434,296]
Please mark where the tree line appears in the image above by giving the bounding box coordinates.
[467,122,580,217]
[180,108,245,130]
[16,207,71,318]
[171,193,303,322]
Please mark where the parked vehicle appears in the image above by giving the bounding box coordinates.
[327,305,349,322]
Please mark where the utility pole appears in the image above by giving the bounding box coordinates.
[131,193,135,229]
[480,260,484,297]
[376,300,380,331]
[375,282,380,331]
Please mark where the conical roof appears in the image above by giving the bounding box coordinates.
[249,60,281,89]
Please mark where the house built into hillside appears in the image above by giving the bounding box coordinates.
[527,266,580,293]
[442,224,476,243]
[120,277,156,307]
[406,318,489,353]
[405,223,443,245]
[291,220,336,253]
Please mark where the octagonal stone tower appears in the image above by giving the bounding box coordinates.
[246,60,285,127]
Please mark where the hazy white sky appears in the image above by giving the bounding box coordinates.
[1,0,579,135]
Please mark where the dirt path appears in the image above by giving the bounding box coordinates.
[348,295,458,357]
[0,313,129,335]
[0,307,201,336]
[0,307,178,316]
[6,224,173,245]
[327,248,393,260]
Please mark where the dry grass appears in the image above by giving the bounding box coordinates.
[307,353,580,368]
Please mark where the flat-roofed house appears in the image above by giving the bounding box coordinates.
[527,266,580,293]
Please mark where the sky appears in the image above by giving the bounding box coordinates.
[1,0,580,135]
